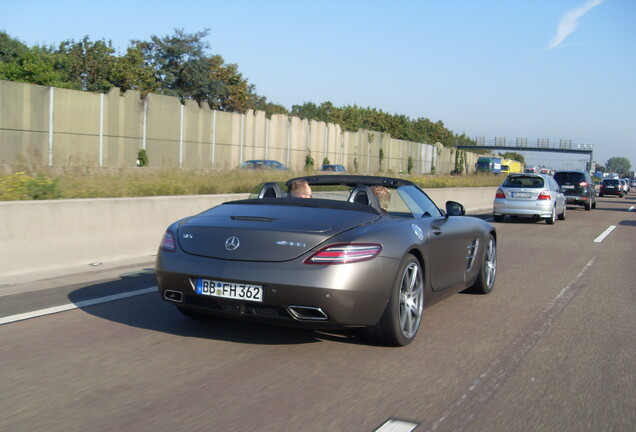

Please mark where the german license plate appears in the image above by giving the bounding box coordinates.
[562,185,575,189]
[195,278,263,302]
[512,192,531,198]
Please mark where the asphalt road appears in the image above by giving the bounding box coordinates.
[1,192,635,432]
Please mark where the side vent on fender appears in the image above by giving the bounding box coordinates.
[466,239,479,271]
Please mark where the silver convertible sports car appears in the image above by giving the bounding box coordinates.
[155,175,497,346]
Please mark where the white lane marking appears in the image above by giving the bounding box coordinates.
[375,419,419,432]
[593,225,616,243]
[429,258,596,432]
[0,287,156,325]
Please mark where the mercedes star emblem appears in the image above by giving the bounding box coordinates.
[225,236,240,251]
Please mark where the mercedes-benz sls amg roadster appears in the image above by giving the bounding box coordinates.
[156,175,497,346]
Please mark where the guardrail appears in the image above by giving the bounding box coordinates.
[0,188,497,279]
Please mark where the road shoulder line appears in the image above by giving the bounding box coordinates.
[0,287,156,325]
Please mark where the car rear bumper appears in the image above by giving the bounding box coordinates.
[564,195,590,204]
[493,199,553,218]
[600,190,622,196]
[155,251,400,328]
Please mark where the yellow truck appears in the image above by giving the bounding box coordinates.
[501,159,524,175]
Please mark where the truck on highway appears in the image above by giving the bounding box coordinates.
[475,156,502,174]
[501,159,524,175]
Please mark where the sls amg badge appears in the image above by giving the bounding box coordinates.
[275,240,306,247]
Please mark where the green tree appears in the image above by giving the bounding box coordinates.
[455,132,476,148]
[58,36,116,92]
[135,28,257,113]
[499,152,526,165]
[291,101,333,122]
[594,163,606,172]
[108,46,159,94]
[206,55,252,112]
[605,157,631,176]
[0,33,70,87]
[0,31,28,62]
[136,29,221,101]
[250,94,288,117]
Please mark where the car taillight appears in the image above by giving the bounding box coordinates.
[161,231,176,252]
[304,243,382,264]
[537,190,551,200]
[579,181,589,187]
[495,189,505,199]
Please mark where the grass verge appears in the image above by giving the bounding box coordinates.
[0,168,502,201]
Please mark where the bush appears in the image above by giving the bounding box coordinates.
[305,154,315,171]
[137,149,149,167]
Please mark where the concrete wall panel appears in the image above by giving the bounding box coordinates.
[0,81,50,165]
[145,93,181,168]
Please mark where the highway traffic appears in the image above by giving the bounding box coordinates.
[1,191,635,432]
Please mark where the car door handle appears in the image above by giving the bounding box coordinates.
[432,226,443,236]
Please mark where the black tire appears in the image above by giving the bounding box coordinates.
[468,234,497,294]
[584,202,591,211]
[546,206,556,224]
[558,205,567,220]
[364,255,424,346]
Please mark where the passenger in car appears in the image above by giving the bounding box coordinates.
[289,180,312,198]
[371,185,391,212]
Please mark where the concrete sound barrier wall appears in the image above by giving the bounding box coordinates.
[1,80,483,175]
[0,188,496,279]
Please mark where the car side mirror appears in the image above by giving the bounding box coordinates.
[445,201,465,217]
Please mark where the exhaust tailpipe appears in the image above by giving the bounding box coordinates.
[164,290,183,303]
[287,305,328,321]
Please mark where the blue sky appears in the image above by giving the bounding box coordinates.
[2,0,634,170]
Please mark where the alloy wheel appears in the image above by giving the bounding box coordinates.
[399,262,424,339]
[484,237,497,290]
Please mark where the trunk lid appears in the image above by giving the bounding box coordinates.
[176,202,380,262]
[502,175,545,200]
[553,172,587,196]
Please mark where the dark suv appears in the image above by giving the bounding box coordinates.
[553,170,597,210]
[599,179,624,198]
